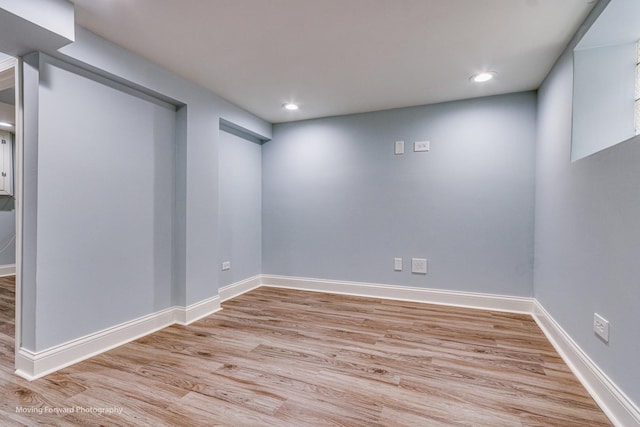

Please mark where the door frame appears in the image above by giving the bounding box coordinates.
[0,54,23,368]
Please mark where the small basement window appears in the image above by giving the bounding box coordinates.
[635,41,640,135]
[571,0,640,161]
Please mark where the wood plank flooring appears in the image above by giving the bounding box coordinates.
[0,276,611,426]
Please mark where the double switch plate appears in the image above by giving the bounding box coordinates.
[395,140,430,155]
[394,257,428,274]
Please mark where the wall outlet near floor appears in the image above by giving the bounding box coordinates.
[221,261,231,271]
[411,258,427,274]
[394,257,403,271]
[593,313,609,342]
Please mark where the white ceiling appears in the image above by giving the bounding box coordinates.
[71,0,596,124]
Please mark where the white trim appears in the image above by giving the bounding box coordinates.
[15,295,221,381]
[13,56,23,377]
[12,272,639,427]
[174,295,221,325]
[15,306,177,381]
[219,275,261,302]
[0,263,15,276]
[13,274,259,380]
[260,274,534,314]
[533,301,640,427]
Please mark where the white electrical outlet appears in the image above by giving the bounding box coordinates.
[414,141,430,152]
[394,140,405,155]
[394,258,403,271]
[593,313,609,342]
[221,261,231,271]
[411,258,427,274]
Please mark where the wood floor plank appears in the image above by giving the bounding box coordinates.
[167,391,285,427]
[0,277,612,426]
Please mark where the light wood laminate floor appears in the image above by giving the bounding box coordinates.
[0,276,611,426]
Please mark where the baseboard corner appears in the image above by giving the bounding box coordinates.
[175,295,221,325]
[0,264,15,277]
[219,275,262,302]
[15,306,178,380]
[533,301,640,427]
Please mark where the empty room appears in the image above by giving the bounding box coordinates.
[0,0,638,425]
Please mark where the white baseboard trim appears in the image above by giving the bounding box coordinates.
[260,274,534,314]
[219,275,261,302]
[0,263,15,277]
[533,301,640,427]
[15,306,177,381]
[12,272,638,427]
[15,295,221,381]
[175,295,221,325]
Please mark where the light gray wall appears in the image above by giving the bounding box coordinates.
[20,27,271,352]
[0,127,14,267]
[535,31,640,407]
[0,0,74,56]
[0,88,15,105]
[50,29,271,309]
[218,130,262,287]
[0,52,15,268]
[0,197,14,266]
[572,42,636,161]
[263,92,536,296]
[0,0,74,41]
[30,58,176,349]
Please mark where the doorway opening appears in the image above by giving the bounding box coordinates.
[0,51,18,377]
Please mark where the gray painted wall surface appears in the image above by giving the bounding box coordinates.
[0,0,74,56]
[218,130,262,287]
[20,27,271,351]
[32,60,175,350]
[0,126,14,267]
[0,0,74,41]
[263,92,536,296]
[53,27,271,304]
[0,197,14,266]
[0,89,15,105]
[535,41,640,407]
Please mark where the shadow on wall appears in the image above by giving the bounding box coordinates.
[0,195,15,266]
[0,195,14,211]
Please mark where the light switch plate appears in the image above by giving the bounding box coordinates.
[221,261,231,271]
[395,140,405,155]
[414,141,430,152]
[394,258,402,271]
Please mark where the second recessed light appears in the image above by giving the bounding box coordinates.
[283,103,299,111]
[471,72,496,83]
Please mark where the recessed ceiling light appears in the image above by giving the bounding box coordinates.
[283,103,299,111]
[470,72,496,83]
[0,122,13,128]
